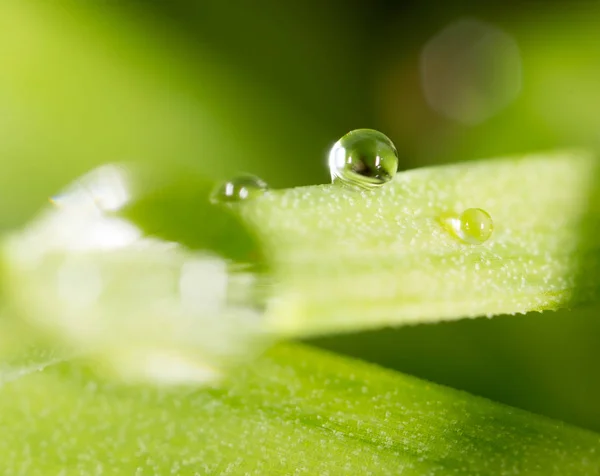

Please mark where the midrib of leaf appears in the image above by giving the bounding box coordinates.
[239,151,600,336]
[0,343,597,475]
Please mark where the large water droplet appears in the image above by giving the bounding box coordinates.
[210,175,268,204]
[328,129,398,190]
[3,164,270,386]
[442,208,494,245]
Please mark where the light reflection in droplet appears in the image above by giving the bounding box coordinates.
[421,19,522,125]
[328,129,398,190]
[440,208,494,245]
[210,175,268,204]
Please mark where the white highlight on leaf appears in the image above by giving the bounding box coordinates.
[57,257,104,310]
[3,164,268,386]
[179,258,228,315]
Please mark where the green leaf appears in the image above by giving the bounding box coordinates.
[0,343,598,474]
[240,151,600,336]
[4,152,599,383]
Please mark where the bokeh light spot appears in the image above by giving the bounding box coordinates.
[421,19,522,125]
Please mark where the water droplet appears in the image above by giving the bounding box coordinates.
[328,129,398,190]
[442,208,494,244]
[210,175,268,204]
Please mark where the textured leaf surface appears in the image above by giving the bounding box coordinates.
[241,152,600,335]
[0,344,598,475]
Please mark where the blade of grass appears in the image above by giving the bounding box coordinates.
[238,151,600,336]
[4,152,598,379]
[0,343,597,475]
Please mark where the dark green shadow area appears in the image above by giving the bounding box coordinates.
[117,164,267,268]
[569,157,600,306]
[309,304,600,433]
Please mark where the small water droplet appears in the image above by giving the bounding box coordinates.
[210,175,268,204]
[442,208,494,244]
[328,129,398,190]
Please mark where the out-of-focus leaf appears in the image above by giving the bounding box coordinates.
[1,164,270,385]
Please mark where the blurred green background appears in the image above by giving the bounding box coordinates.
[2,0,600,431]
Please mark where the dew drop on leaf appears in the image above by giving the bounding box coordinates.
[442,208,494,245]
[459,208,494,244]
[210,175,268,204]
[328,129,398,190]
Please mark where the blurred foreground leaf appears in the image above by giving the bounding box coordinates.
[0,344,598,475]
[1,164,271,385]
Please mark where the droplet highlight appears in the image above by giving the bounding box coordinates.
[442,208,494,245]
[210,175,268,204]
[328,129,398,190]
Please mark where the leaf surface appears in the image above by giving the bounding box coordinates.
[0,344,598,475]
